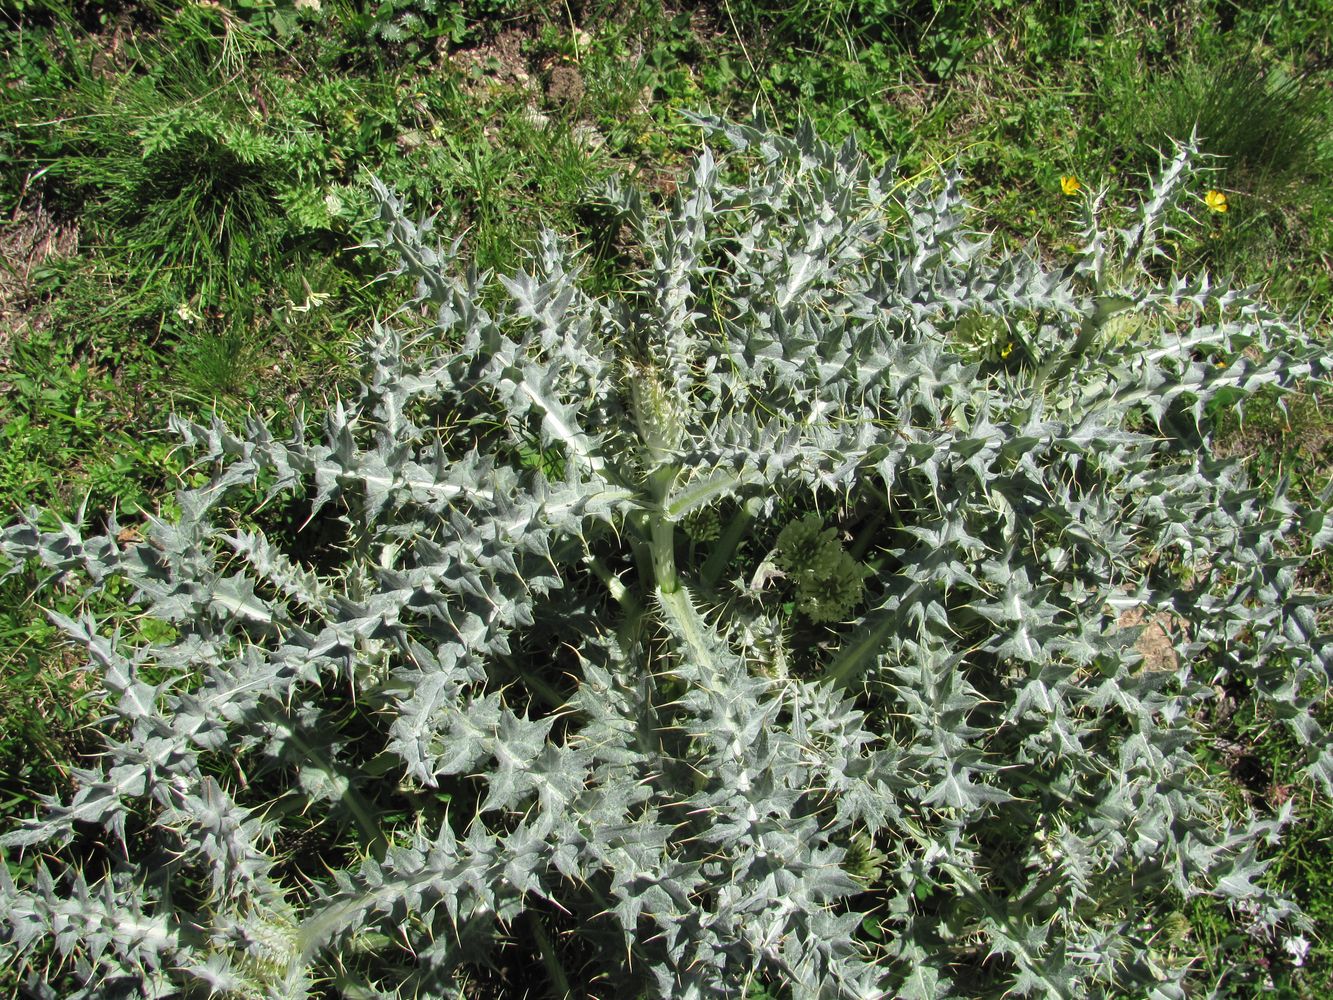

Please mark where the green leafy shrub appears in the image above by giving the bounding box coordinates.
[363,0,463,46]
[345,0,537,54]
[1,117,1330,998]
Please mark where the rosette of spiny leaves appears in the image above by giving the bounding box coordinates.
[1,115,1330,999]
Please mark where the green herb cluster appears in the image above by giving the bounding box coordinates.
[774,514,868,623]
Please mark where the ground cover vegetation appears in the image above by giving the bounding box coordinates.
[0,0,1328,995]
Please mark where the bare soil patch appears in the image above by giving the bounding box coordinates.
[0,197,78,359]
[447,28,535,95]
[1117,604,1182,672]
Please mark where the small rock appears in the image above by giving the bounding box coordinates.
[521,107,551,131]
[397,129,428,151]
[572,123,605,151]
[1117,605,1180,672]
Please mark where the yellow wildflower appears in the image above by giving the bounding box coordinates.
[1060,175,1081,196]
[1000,341,1014,359]
[1205,190,1229,213]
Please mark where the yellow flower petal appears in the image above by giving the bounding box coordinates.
[1205,190,1229,213]
[1060,175,1081,196]
[1000,341,1014,358]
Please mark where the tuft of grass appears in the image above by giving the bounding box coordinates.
[1099,46,1331,294]
[1130,55,1326,183]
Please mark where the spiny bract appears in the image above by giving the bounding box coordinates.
[1,115,1330,999]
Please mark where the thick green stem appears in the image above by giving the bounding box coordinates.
[527,911,578,1000]
[820,586,921,688]
[646,465,681,594]
[656,585,720,678]
[651,516,679,593]
[584,552,638,615]
[1033,293,1135,393]
[701,495,760,590]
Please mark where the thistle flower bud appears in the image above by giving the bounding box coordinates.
[628,362,685,459]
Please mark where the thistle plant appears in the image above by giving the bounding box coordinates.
[1,116,1330,999]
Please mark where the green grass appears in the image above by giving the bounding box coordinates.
[0,0,1329,995]
[0,0,639,515]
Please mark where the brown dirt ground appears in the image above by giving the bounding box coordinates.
[1117,603,1182,672]
[0,198,78,361]
[445,28,535,95]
